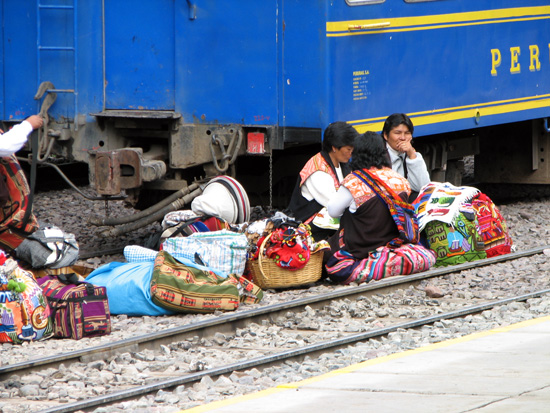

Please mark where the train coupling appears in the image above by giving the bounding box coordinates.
[92,148,166,196]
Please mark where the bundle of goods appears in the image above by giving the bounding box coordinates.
[150,250,263,314]
[86,241,263,316]
[161,211,230,240]
[37,272,111,340]
[161,229,249,278]
[86,258,175,317]
[191,175,251,225]
[15,225,79,269]
[0,253,54,343]
[87,182,261,316]
[158,224,262,310]
[245,215,329,289]
[413,182,513,267]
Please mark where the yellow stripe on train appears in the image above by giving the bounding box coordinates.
[349,96,550,133]
[326,6,550,36]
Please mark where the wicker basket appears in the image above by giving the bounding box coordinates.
[247,236,323,289]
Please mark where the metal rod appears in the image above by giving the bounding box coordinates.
[89,182,200,226]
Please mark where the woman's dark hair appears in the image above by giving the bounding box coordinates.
[382,113,414,138]
[350,131,391,170]
[322,121,358,153]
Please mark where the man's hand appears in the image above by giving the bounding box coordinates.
[26,115,44,130]
[395,138,417,159]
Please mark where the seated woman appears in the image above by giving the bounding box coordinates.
[325,132,436,285]
[287,121,357,241]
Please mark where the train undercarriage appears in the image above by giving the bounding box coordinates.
[7,112,550,212]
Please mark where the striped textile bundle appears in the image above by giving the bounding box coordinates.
[471,193,513,258]
[326,243,436,285]
[0,155,39,252]
[36,274,111,340]
[207,176,251,223]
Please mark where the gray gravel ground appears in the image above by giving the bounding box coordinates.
[0,185,549,412]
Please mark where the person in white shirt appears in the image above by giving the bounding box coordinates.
[287,121,358,241]
[382,113,430,200]
[0,115,43,156]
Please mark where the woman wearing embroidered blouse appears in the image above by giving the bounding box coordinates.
[325,132,435,285]
[287,121,358,241]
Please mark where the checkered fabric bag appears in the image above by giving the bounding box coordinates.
[161,230,248,277]
[124,245,158,263]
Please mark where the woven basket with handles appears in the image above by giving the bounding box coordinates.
[247,235,323,289]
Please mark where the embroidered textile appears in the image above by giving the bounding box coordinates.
[424,205,487,267]
[351,168,419,247]
[265,226,310,270]
[343,167,410,209]
[0,155,39,252]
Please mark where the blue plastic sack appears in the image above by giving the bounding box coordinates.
[86,261,176,316]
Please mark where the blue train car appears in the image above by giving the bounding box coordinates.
[1,1,550,205]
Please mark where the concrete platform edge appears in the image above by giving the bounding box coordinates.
[182,315,550,413]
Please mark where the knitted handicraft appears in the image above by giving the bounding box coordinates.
[265,225,311,270]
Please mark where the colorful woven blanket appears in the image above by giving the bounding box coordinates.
[413,182,479,231]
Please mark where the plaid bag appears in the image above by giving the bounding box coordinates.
[36,273,111,340]
[0,257,54,344]
[161,230,248,276]
[151,250,262,314]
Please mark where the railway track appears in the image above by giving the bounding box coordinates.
[1,245,544,378]
[38,288,550,413]
[2,246,549,412]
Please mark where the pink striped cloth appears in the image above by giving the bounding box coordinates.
[326,243,436,285]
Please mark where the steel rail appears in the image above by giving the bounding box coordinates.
[40,287,550,413]
[1,245,546,380]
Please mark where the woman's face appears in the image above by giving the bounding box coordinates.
[332,145,354,164]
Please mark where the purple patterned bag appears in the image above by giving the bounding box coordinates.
[36,274,111,340]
